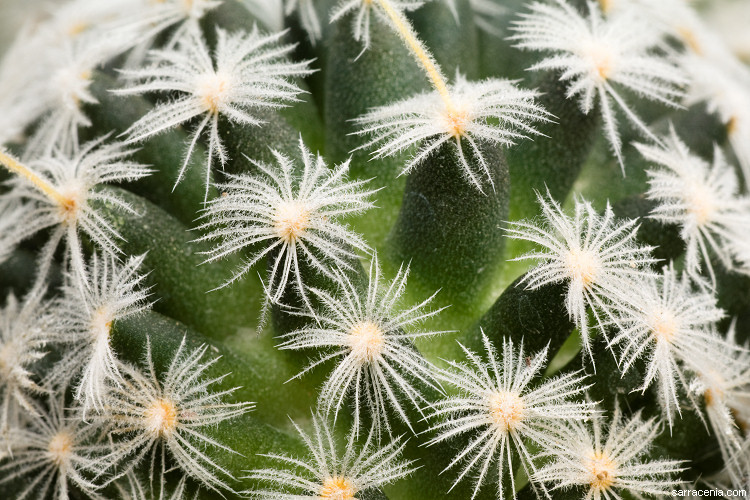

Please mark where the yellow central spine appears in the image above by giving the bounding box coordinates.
[374,0,455,112]
[0,150,68,206]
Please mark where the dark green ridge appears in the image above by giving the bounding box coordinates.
[617,90,685,149]
[479,33,528,82]
[650,396,723,482]
[358,488,390,500]
[268,242,368,338]
[652,103,728,162]
[612,195,683,266]
[226,74,324,161]
[217,107,300,173]
[388,141,508,306]
[284,0,338,123]
[215,103,324,182]
[477,0,531,81]
[85,72,215,225]
[381,405,499,500]
[384,435,500,500]
[464,274,575,360]
[196,17,317,172]
[200,0,262,39]
[409,0,480,80]
[0,162,8,185]
[0,248,57,299]
[92,186,261,340]
[579,105,726,210]
[574,138,650,213]
[714,262,750,343]
[323,12,428,248]
[506,70,599,222]
[568,335,653,415]
[324,12,427,161]
[479,38,530,82]
[279,87,327,156]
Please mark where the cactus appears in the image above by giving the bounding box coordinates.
[1,0,750,499]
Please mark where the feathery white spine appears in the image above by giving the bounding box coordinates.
[196,137,376,313]
[244,413,416,499]
[38,0,146,42]
[49,253,151,416]
[142,0,223,34]
[346,0,548,192]
[0,389,111,500]
[278,255,446,437]
[117,26,313,198]
[0,7,135,156]
[425,333,597,499]
[506,192,658,359]
[25,32,129,158]
[115,470,192,500]
[511,0,687,169]
[534,404,684,499]
[111,0,223,55]
[330,0,427,52]
[638,125,750,286]
[353,74,550,192]
[100,336,254,494]
[287,0,534,192]
[596,0,701,40]
[689,321,750,488]
[0,137,150,282]
[607,263,730,427]
[681,51,750,185]
[0,287,50,431]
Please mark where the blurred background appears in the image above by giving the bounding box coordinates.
[1,0,748,62]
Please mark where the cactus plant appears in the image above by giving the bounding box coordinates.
[1,0,750,499]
